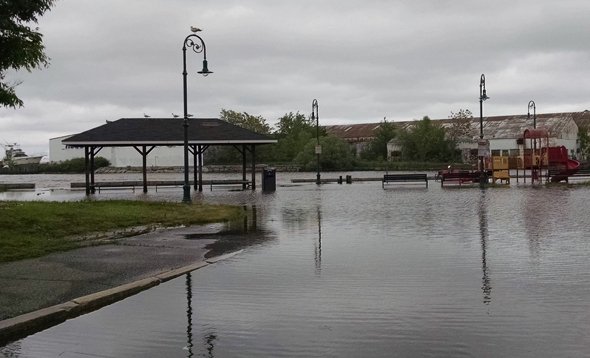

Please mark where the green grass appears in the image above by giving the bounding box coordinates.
[0,200,242,263]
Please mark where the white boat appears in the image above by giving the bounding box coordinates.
[2,143,43,166]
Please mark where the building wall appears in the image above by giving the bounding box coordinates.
[49,137,188,167]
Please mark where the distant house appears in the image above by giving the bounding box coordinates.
[324,123,383,157]
[324,111,589,162]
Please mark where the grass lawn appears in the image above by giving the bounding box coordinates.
[0,200,242,263]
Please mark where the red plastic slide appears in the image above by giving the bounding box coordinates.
[547,146,580,182]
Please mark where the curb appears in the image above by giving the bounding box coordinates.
[0,250,243,346]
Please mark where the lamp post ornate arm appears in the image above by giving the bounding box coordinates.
[528,100,536,129]
[181,30,212,203]
[312,99,320,185]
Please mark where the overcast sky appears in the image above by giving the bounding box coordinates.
[2,0,590,156]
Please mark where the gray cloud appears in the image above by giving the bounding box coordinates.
[1,0,589,156]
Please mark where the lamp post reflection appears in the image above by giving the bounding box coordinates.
[186,272,217,357]
[185,273,194,357]
[315,206,322,275]
[478,190,492,304]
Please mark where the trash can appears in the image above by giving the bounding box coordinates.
[262,167,276,192]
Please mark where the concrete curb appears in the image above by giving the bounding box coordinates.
[0,250,243,346]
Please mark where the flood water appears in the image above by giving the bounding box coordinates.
[2,172,590,357]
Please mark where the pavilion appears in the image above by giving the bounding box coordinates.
[62,117,277,195]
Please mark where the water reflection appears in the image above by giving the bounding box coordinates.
[478,189,492,305]
[315,206,322,275]
[522,187,570,260]
[184,205,275,258]
[185,273,194,357]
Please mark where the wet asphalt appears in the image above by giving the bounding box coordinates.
[0,225,225,322]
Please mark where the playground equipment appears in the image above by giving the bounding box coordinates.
[521,128,550,184]
[520,128,580,183]
[545,146,580,183]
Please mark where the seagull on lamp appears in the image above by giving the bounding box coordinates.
[172,113,179,118]
[143,113,150,118]
[190,26,202,33]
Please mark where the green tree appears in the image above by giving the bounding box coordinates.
[207,109,272,164]
[577,129,590,161]
[272,112,321,162]
[399,116,455,162]
[220,109,271,134]
[361,119,396,161]
[447,109,475,143]
[295,136,355,171]
[1,0,55,108]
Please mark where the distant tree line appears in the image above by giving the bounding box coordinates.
[0,157,110,174]
[206,108,468,170]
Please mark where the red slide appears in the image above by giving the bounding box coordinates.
[548,146,580,182]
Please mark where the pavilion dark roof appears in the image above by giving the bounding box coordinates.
[62,118,277,146]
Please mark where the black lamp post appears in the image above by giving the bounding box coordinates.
[527,100,536,129]
[182,28,212,203]
[479,74,490,187]
[312,99,321,185]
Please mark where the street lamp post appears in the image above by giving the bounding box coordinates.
[312,99,321,185]
[527,100,536,129]
[181,28,212,203]
[479,74,490,187]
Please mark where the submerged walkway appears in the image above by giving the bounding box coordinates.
[0,225,242,345]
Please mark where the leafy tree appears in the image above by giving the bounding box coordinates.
[272,112,322,163]
[220,109,271,134]
[447,109,475,143]
[1,0,55,108]
[295,136,355,171]
[398,116,456,162]
[577,129,590,161]
[361,119,396,161]
[205,109,272,164]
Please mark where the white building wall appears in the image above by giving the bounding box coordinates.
[49,135,84,162]
[49,136,188,167]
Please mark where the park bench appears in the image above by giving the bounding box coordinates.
[440,171,480,186]
[382,173,428,188]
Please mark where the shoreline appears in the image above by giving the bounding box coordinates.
[0,225,245,346]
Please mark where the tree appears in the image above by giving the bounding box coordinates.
[398,116,456,162]
[219,109,271,134]
[272,112,321,163]
[447,109,475,143]
[577,129,590,161]
[207,109,272,164]
[295,136,355,171]
[1,0,55,108]
[361,119,396,161]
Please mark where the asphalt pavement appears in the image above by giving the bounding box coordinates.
[0,223,239,345]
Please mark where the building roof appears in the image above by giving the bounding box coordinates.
[324,111,589,142]
[62,118,277,147]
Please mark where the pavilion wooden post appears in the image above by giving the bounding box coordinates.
[192,145,198,191]
[198,145,205,192]
[133,145,154,193]
[250,144,256,190]
[90,146,96,194]
[241,144,247,190]
[84,146,90,195]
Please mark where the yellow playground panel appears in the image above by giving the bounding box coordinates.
[491,156,510,184]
